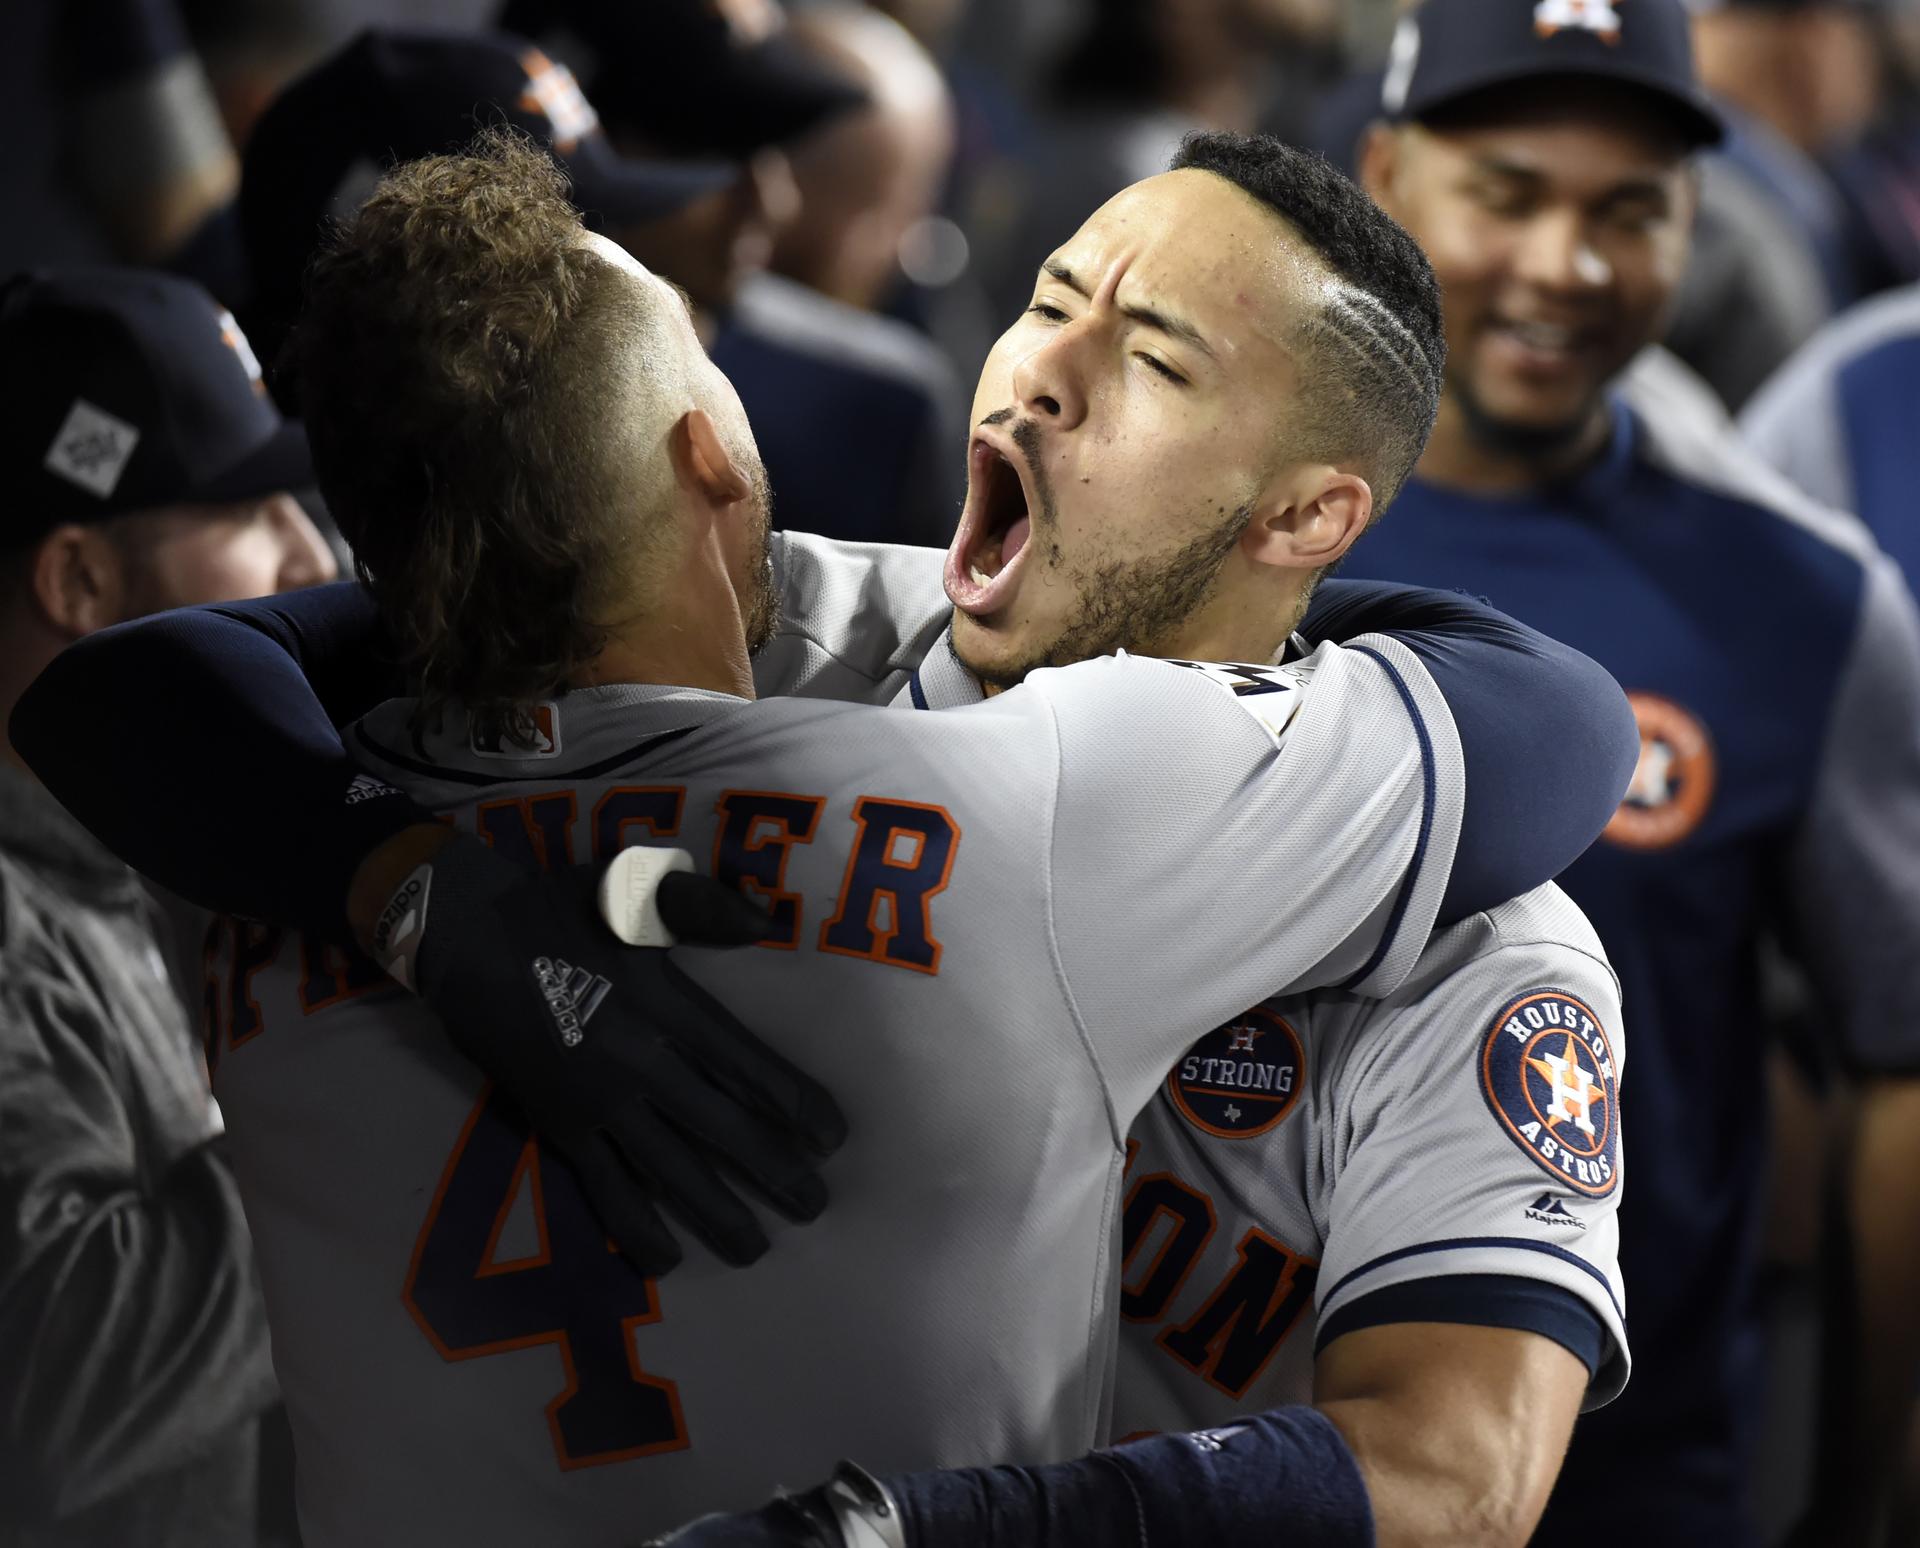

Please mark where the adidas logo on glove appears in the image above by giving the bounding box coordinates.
[533,956,612,1048]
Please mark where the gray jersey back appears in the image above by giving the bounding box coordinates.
[1110,883,1629,1440]
[206,642,1463,1545]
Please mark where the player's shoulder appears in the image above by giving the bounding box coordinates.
[1359,883,1620,1043]
[1030,643,1440,767]
[1765,282,1920,395]
[1624,377,1876,572]
[764,530,951,691]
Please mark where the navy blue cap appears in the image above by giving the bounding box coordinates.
[500,0,871,158]
[1381,0,1725,148]
[1,267,311,538]
[239,27,735,342]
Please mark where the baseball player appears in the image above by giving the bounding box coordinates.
[1311,1,1920,1541]
[18,131,1642,1548]
[161,130,1575,1548]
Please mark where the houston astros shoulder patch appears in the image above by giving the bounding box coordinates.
[1480,990,1620,1197]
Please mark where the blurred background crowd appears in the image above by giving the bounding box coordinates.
[7,0,1920,1544]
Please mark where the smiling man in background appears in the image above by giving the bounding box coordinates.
[1324,0,1920,1540]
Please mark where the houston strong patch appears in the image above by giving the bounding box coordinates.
[1480,990,1619,1197]
[1167,1006,1305,1139]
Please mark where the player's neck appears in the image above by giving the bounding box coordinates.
[1416,392,1614,495]
[1154,582,1301,669]
[573,580,757,702]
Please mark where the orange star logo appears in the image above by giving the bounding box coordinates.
[1527,1033,1607,1137]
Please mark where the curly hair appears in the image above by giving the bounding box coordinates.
[289,128,659,739]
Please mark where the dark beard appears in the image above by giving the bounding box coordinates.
[962,498,1254,691]
[1451,373,1601,468]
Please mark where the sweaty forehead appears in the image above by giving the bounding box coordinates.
[1060,170,1325,355]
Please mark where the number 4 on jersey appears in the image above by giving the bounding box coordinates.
[404,1086,689,1468]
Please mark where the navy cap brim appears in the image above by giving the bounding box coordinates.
[562,135,735,229]
[186,419,315,505]
[594,33,868,158]
[1399,59,1724,148]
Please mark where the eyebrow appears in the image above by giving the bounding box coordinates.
[1468,155,1672,206]
[1041,260,1216,359]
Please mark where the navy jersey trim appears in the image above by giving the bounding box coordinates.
[1314,1272,1606,1377]
[1335,643,1437,991]
[1324,1235,1623,1322]
[908,670,930,711]
[351,721,702,788]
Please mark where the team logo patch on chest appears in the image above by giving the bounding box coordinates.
[1167,1006,1305,1139]
[1603,691,1716,850]
[1481,991,1619,1197]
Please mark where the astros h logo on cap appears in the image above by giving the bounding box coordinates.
[517,47,598,154]
[1534,0,1625,44]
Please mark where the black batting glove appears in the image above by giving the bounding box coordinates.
[373,834,847,1275]
[643,1463,908,1548]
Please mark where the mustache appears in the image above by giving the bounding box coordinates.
[977,408,1055,534]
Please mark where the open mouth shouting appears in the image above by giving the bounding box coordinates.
[945,430,1040,617]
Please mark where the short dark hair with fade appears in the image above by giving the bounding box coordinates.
[1170,131,1446,514]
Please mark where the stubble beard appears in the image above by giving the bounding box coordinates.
[742,458,779,656]
[958,496,1255,691]
[1450,365,1610,472]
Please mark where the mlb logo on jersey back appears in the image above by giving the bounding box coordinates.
[1167,1006,1305,1138]
[1534,0,1623,43]
[1481,991,1619,1197]
[470,702,562,759]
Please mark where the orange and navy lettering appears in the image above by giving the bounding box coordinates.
[202,921,391,1069]
[1120,1161,1320,1399]
[403,1085,688,1469]
[591,786,683,861]
[298,936,386,1015]
[1156,1226,1320,1398]
[712,791,826,949]
[1121,1172,1219,1323]
[819,798,960,974]
[477,791,581,871]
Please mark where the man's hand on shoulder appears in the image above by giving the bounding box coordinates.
[349,827,848,1275]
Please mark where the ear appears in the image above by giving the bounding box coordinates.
[670,407,753,510]
[28,525,127,639]
[1356,122,1402,210]
[1240,470,1374,574]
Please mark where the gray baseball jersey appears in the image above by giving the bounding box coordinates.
[204,636,1463,1545]
[1109,882,1628,1441]
[753,536,1635,1429]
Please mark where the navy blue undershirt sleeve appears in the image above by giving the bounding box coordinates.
[10,581,418,940]
[1312,1271,1606,1379]
[11,576,1635,947]
[1304,580,1639,926]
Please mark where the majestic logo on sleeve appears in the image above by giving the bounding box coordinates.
[1167,1006,1305,1139]
[1603,691,1716,850]
[1481,991,1619,1197]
